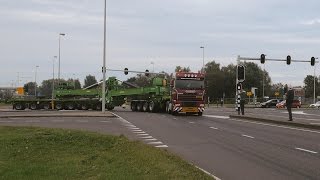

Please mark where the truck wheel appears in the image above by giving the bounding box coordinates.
[148,101,156,112]
[142,102,149,112]
[30,103,38,110]
[137,102,143,112]
[56,103,63,110]
[15,103,25,110]
[43,103,50,110]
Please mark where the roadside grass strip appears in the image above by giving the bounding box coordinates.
[0,126,213,180]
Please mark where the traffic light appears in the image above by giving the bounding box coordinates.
[311,57,315,66]
[124,68,128,75]
[237,83,242,91]
[145,69,150,77]
[237,65,245,82]
[260,54,266,64]
[286,55,291,65]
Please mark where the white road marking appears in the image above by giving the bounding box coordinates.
[129,127,140,130]
[148,141,163,144]
[100,120,111,123]
[140,136,153,139]
[155,145,168,148]
[195,166,221,180]
[203,115,230,119]
[124,124,136,127]
[0,120,13,123]
[242,134,255,139]
[189,122,195,124]
[25,120,40,123]
[137,134,149,136]
[8,118,24,120]
[224,118,320,134]
[133,131,146,134]
[310,123,320,125]
[75,120,88,123]
[295,147,318,154]
[209,127,219,130]
[132,129,143,132]
[143,138,157,141]
[52,119,65,122]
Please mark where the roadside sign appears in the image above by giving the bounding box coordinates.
[247,92,252,97]
[275,92,280,96]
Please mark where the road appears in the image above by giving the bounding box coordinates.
[1,107,320,180]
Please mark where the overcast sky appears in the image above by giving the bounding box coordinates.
[0,0,319,87]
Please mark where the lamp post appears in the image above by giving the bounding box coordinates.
[34,65,39,96]
[58,33,66,86]
[151,61,155,73]
[200,46,204,73]
[52,56,57,109]
[102,0,107,113]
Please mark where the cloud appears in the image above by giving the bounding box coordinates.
[300,19,320,25]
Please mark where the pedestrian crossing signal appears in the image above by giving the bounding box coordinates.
[124,68,128,75]
[237,65,245,82]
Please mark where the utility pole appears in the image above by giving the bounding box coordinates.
[102,0,107,113]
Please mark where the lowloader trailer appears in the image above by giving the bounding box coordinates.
[11,72,206,115]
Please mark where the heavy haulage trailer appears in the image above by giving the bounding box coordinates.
[11,72,206,115]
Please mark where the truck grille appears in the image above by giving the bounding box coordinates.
[178,94,202,101]
[182,102,198,107]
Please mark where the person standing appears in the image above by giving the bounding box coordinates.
[286,87,294,121]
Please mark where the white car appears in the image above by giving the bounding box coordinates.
[309,101,320,108]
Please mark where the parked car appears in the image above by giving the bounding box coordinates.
[260,99,282,108]
[276,100,301,108]
[309,101,320,108]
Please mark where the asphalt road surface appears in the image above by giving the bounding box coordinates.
[1,107,320,180]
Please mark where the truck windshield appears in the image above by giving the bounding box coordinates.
[175,80,204,89]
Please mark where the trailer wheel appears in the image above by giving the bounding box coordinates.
[148,101,156,112]
[80,104,89,110]
[43,103,50,110]
[131,102,137,111]
[15,103,25,110]
[142,102,149,112]
[56,103,63,110]
[137,102,143,112]
[30,103,38,110]
[66,103,75,110]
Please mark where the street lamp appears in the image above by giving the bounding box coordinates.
[34,65,39,96]
[151,61,155,73]
[102,0,107,113]
[200,46,204,73]
[58,33,66,86]
[52,56,57,109]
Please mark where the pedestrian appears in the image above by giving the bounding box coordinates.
[220,98,223,107]
[240,90,246,115]
[286,87,294,121]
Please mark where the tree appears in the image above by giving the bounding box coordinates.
[23,82,37,95]
[67,78,81,89]
[304,75,319,98]
[126,74,151,87]
[175,66,191,72]
[204,61,224,102]
[84,75,97,88]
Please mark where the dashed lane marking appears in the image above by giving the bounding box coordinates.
[203,115,230,119]
[129,127,140,130]
[25,120,40,123]
[189,122,195,124]
[242,134,255,139]
[147,141,163,145]
[75,120,88,123]
[143,138,157,141]
[137,134,149,136]
[155,145,168,148]
[100,120,111,123]
[133,131,146,134]
[140,136,153,139]
[0,120,13,123]
[295,147,318,154]
[132,129,143,132]
[209,127,219,130]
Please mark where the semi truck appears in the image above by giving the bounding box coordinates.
[10,72,205,115]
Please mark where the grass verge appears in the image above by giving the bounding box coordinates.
[0,126,213,179]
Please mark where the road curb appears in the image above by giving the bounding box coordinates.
[229,115,320,130]
[0,114,117,118]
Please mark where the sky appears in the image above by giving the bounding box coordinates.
[0,0,319,87]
